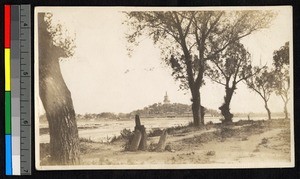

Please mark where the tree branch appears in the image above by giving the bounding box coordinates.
[206,75,226,86]
[233,57,243,83]
[236,65,264,84]
[250,85,266,102]
[183,12,195,38]
[204,12,224,39]
[211,60,228,79]
[205,32,252,61]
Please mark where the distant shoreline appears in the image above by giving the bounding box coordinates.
[39,117,287,143]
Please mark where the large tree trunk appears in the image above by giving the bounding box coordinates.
[39,60,80,165]
[219,86,235,123]
[191,87,204,126]
[38,13,80,165]
[183,51,204,127]
[180,37,205,127]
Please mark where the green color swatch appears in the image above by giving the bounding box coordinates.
[5,91,11,134]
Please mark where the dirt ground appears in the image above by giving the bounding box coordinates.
[40,118,292,168]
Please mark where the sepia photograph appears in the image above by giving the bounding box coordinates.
[34,6,293,169]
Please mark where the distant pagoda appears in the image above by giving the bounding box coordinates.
[163,91,171,105]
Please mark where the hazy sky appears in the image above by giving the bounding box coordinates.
[35,7,292,114]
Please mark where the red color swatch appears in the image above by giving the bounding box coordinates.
[5,5,11,48]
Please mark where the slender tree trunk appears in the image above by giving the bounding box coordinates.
[38,13,80,165]
[284,99,288,119]
[219,86,235,123]
[264,100,271,120]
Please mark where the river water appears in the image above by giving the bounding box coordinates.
[39,116,270,143]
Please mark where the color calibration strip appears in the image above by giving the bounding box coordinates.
[5,4,32,175]
[5,4,12,175]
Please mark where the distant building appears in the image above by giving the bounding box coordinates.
[163,91,170,104]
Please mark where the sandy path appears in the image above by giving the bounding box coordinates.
[79,126,291,166]
[39,119,291,167]
[200,128,285,164]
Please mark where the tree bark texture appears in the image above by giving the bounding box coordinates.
[38,13,80,165]
[219,86,235,123]
[264,101,272,120]
[182,43,204,127]
[190,87,205,126]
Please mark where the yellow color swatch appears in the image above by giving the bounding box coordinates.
[5,48,11,91]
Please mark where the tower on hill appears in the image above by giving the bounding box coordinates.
[163,91,170,104]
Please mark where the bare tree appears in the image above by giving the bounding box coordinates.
[125,10,275,126]
[38,13,80,164]
[206,41,253,123]
[245,67,275,120]
[273,42,290,119]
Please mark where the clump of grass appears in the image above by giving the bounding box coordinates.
[214,120,269,140]
[148,128,163,137]
[253,148,260,152]
[79,137,95,143]
[148,142,158,152]
[259,138,269,145]
[206,151,216,156]
[187,121,194,127]
[119,128,134,150]
[148,124,194,138]
[241,137,248,141]
[182,131,218,144]
[80,143,91,154]
[217,126,238,139]
[234,120,254,126]
[206,121,214,125]
[120,128,133,140]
